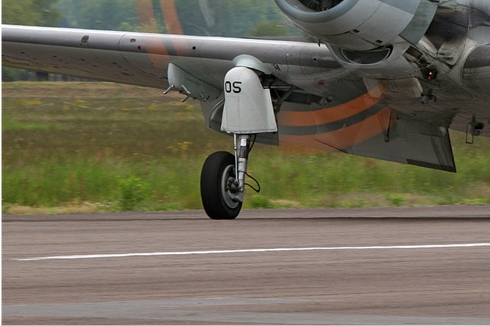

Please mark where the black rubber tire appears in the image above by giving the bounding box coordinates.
[200,151,242,220]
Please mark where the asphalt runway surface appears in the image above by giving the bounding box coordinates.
[3,205,490,324]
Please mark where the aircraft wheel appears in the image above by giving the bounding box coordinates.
[201,151,242,220]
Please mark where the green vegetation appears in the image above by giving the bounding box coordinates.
[2,0,292,36]
[3,82,490,214]
[2,0,61,26]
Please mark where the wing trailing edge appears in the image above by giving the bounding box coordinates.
[279,103,456,172]
[349,112,456,172]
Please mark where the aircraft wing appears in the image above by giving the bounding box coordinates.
[2,24,459,172]
[2,25,244,89]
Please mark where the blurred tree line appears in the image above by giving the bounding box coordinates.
[2,0,295,37]
[2,0,299,81]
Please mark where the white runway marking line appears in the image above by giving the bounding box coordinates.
[14,243,490,261]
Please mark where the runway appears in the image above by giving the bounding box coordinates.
[3,205,490,324]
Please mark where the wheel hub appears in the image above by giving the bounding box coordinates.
[221,165,243,208]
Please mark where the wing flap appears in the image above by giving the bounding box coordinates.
[348,113,456,172]
[279,101,456,172]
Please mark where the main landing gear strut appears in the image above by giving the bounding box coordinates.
[200,135,252,220]
[167,57,278,219]
[200,64,277,219]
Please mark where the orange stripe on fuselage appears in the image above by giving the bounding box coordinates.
[135,0,170,69]
[139,36,172,69]
[160,0,184,35]
[134,0,185,70]
[279,85,384,127]
[135,0,159,33]
[279,107,394,151]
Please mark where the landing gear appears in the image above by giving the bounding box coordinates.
[200,135,252,220]
[200,65,277,219]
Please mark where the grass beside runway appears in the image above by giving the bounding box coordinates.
[3,82,490,214]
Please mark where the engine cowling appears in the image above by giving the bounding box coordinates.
[463,45,490,94]
[274,0,439,51]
